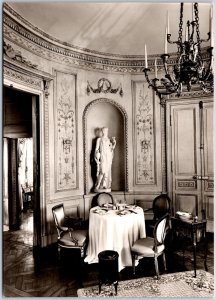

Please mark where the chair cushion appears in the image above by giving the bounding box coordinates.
[59,230,87,247]
[131,237,165,257]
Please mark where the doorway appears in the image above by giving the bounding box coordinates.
[3,86,40,247]
[166,98,214,232]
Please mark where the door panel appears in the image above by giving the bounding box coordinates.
[174,107,197,175]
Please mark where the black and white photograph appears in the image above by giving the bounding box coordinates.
[2,0,214,297]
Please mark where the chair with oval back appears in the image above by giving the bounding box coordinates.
[96,192,116,207]
[131,213,169,279]
[144,194,171,237]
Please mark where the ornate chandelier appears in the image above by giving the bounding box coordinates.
[144,3,214,98]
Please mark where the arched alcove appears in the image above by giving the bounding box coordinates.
[83,99,128,194]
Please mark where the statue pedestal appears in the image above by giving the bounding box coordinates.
[94,188,111,193]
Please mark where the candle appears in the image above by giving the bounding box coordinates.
[167,11,170,34]
[145,44,148,68]
[192,3,194,21]
[165,27,168,54]
[154,58,158,78]
[185,25,188,42]
[209,7,212,33]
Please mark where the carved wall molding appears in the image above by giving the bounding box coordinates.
[4,65,42,89]
[83,98,129,194]
[133,81,156,185]
[87,78,123,96]
[169,89,213,99]
[54,71,78,192]
[3,56,54,90]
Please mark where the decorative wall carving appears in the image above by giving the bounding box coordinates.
[87,78,123,96]
[83,98,129,194]
[4,65,42,88]
[55,71,78,191]
[3,40,38,68]
[134,82,155,185]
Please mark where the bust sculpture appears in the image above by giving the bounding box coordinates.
[94,127,116,192]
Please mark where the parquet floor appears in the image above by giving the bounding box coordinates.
[2,210,214,297]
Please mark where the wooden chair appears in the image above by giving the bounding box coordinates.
[92,192,116,207]
[131,213,169,279]
[52,204,88,258]
[144,194,171,237]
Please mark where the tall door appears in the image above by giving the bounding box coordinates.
[167,98,214,232]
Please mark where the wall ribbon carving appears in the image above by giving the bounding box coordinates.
[3,41,38,69]
[87,78,123,96]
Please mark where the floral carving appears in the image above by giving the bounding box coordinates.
[134,82,155,184]
[55,71,77,190]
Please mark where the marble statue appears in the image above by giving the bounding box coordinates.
[94,127,116,192]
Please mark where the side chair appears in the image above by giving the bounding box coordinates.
[52,203,88,259]
[144,194,171,237]
[131,213,169,279]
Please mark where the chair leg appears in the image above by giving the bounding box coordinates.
[162,252,167,271]
[154,255,159,279]
[132,253,136,275]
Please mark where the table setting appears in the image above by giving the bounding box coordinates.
[84,203,146,271]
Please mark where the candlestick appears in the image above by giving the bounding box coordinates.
[154,58,158,78]
[167,11,170,34]
[165,27,168,54]
[145,44,148,68]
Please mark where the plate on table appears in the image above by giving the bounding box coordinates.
[117,210,130,216]
[93,208,107,215]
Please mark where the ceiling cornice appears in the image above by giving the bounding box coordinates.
[3,3,210,74]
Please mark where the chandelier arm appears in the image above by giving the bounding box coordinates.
[199,32,211,43]
[167,34,180,45]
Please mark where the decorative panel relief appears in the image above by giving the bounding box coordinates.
[54,71,78,191]
[133,81,155,185]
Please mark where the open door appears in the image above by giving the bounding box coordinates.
[32,95,41,248]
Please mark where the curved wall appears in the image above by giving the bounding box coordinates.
[3,4,166,247]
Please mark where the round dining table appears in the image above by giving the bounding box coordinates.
[84,205,146,271]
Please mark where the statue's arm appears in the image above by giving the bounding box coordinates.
[94,138,101,163]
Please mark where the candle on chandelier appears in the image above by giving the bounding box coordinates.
[154,58,158,78]
[145,44,148,68]
[185,25,188,42]
[167,11,170,34]
[192,3,194,21]
[165,27,168,54]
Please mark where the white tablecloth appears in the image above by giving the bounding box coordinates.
[84,206,146,271]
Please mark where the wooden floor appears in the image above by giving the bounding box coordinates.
[3,210,214,297]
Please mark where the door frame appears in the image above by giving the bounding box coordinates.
[3,79,45,248]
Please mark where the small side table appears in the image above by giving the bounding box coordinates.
[171,217,208,277]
